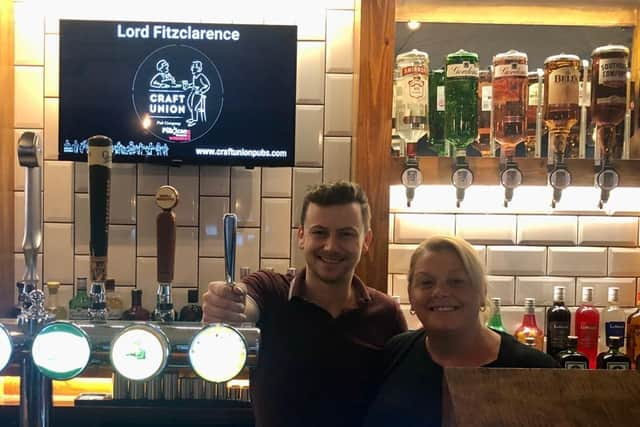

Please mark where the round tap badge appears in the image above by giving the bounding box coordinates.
[0,324,13,372]
[155,185,180,210]
[31,322,91,380]
[110,324,169,381]
[189,324,247,383]
[132,45,224,144]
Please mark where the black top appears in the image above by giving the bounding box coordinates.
[364,329,559,427]
[245,269,407,427]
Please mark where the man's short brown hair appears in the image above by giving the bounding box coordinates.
[300,181,371,230]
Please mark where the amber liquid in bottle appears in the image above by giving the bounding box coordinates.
[543,54,580,163]
[525,71,543,158]
[626,292,640,367]
[492,50,528,159]
[476,69,493,157]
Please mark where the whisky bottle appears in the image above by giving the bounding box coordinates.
[486,297,506,333]
[445,49,479,158]
[45,281,68,320]
[626,291,640,366]
[602,286,626,352]
[557,336,589,369]
[546,286,571,358]
[395,49,430,156]
[576,287,600,369]
[179,289,203,322]
[105,279,124,320]
[514,298,544,351]
[69,277,90,320]
[122,289,150,321]
[596,336,631,369]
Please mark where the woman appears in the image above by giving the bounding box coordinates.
[364,235,557,427]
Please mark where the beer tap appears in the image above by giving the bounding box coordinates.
[491,49,528,208]
[153,185,179,322]
[17,131,42,304]
[590,45,629,209]
[543,54,581,208]
[87,136,112,322]
[224,213,238,288]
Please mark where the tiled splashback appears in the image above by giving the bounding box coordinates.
[389,185,640,332]
[12,0,355,311]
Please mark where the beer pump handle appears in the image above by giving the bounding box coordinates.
[88,136,112,282]
[156,186,179,283]
[223,213,237,286]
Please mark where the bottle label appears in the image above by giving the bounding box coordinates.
[564,361,588,369]
[606,361,630,370]
[446,62,479,78]
[69,308,90,320]
[548,67,579,106]
[595,95,626,105]
[396,65,427,126]
[436,86,445,111]
[547,321,570,348]
[577,323,598,349]
[605,321,625,346]
[493,63,527,78]
[481,85,492,111]
[528,82,543,106]
[599,59,627,85]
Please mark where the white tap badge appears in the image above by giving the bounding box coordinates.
[111,325,169,381]
[0,324,12,372]
[189,324,247,383]
[31,322,91,380]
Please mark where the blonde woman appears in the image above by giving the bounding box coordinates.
[364,235,557,427]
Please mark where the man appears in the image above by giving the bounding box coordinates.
[203,181,407,427]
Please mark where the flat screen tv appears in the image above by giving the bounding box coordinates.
[59,20,297,167]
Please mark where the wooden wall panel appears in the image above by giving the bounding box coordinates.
[354,0,395,292]
[0,0,14,317]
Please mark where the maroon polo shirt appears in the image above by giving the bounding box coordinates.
[244,269,407,427]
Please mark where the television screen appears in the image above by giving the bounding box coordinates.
[59,20,297,167]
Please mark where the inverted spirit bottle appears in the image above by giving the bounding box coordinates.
[602,287,626,352]
[395,49,430,157]
[514,298,543,351]
[525,71,544,157]
[487,297,506,333]
[576,287,600,369]
[626,292,640,367]
[557,336,589,369]
[596,336,631,370]
[445,49,479,158]
[546,286,571,358]
[476,68,493,157]
[428,69,446,156]
[492,49,528,159]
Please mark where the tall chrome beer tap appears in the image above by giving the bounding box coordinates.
[88,136,112,321]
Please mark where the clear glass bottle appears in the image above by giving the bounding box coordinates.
[546,286,571,358]
[69,277,90,320]
[395,49,430,157]
[596,336,631,369]
[514,298,544,350]
[122,289,150,321]
[476,68,493,157]
[557,336,589,369]
[486,297,506,333]
[105,279,124,320]
[179,289,203,322]
[601,287,626,353]
[576,287,600,369]
[525,70,544,157]
[45,281,68,320]
[626,291,640,367]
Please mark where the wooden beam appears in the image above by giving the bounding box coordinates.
[353,0,395,292]
[0,0,15,317]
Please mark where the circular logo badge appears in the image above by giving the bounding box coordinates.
[0,323,13,373]
[189,324,247,383]
[132,44,224,144]
[110,324,170,382]
[32,322,91,380]
[155,185,180,210]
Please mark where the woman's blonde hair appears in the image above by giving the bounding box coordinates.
[407,235,492,322]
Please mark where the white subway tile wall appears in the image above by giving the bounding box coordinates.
[12,1,355,311]
[390,190,640,329]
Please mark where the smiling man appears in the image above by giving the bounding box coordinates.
[202,181,407,427]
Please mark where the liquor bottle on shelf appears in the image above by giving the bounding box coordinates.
[45,281,67,320]
[601,287,626,353]
[596,336,631,370]
[546,286,571,358]
[576,287,600,369]
[179,289,203,322]
[486,297,506,333]
[476,68,492,157]
[557,336,589,369]
[395,49,430,158]
[429,68,447,156]
[69,277,90,320]
[626,291,640,367]
[122,289,151,321]
[525,70,544,158]
[514,298,543,351]
[105,278,124,320]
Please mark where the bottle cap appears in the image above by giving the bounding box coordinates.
[46,281,61,290]
[491,297,501,308]
[553,286,566,302]
[607,287,620,304]
[77,277,88,290]
[187,289,199,304]
[524,297,536,309]
[582,287,594,303]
